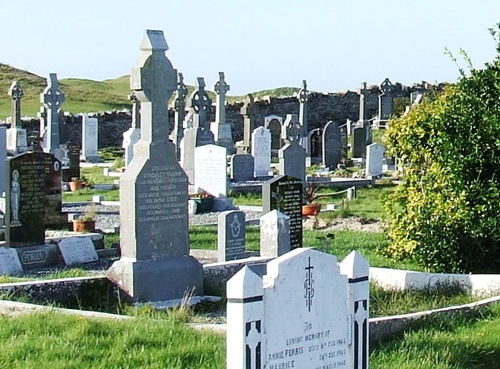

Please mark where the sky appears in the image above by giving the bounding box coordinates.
[2,1,499,95]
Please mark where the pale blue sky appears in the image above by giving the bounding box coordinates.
[2,1,499,95]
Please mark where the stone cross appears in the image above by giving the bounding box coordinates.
[380,78,394,95]
[213,72,230,124]
[282,114,302,144]
[129,91,141,129]
[379,78,395,121]
[190,77,211,129]
[40,73,65,149]
[298,80,309,152]
[241,94,256,150]
[172,71,188,156]
[130,30,176,143]
[359,81,368,122]
[8,81,24,129]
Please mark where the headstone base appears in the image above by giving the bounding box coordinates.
[107,256,204,302]
[15,243,60,270]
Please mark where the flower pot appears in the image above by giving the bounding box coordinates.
[73,219,96,232]
[69,180,83,192]
[302,203,322,216]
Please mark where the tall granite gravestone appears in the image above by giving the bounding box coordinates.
[62,142,81,182]
[298,80,309,153]
[307,128,322,165]
[251,126,271,178]
[122,92,141,168]
[231,154,254,182]
[226,248,370,369]
[107,30,203,302]
[42,153,66,228]
[181,77,215,183]
[0,126,7,195]
[378,78,395,121]
[194,144,227,197]
[81,114,100,162]
[366,143,384,177]
[262,175,303,250]
[260,209,290,258]
[352,124,366,158]
[6,81,28,155]
[322,121,341,169]
[358,81,368,122]
[279,114,306,182]
[210,72,235,153]
[239,94,256,153]
[5,152,49,247]
[264,115,283,153]
[171,72,188,159]
[40,73,65,159]
[218,210,246,262]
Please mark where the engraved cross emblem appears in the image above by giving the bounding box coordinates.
[304,257,315,312]
[246,321,262,369]
[229,214,241,238]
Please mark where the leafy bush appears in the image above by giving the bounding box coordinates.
[383,25,500,273]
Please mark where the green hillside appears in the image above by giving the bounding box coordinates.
[0,63,300,120]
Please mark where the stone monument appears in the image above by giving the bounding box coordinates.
[6,81,28,155]
[107,29,203,302]
[239,94,256,153]
[81,114,100,162]
[322,120,341,169]
[251,126,271,178]
[298,79,309,153]
[278,114,306,182]
[378,78,395,121]
[40,73,66,160]
[171,71,188,159]
[210,72,234,153]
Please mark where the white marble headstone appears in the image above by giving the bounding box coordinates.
[81,114,99,161]
[366,143,384,177]
[194,144,227,197]
[251,126,271,177]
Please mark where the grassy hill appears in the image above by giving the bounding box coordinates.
[0,63,301,120]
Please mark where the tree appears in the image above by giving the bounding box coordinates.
[384,25,500,273]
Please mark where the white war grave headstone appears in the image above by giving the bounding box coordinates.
[251,126,271,178]
[210,72,235,153]
[227,248,370,369]
[260,209,290,258]
[6,81,28,155]
[366,143,384,177]
[107,29,203,302]
[81,114,100,162]
[218,210,246,262]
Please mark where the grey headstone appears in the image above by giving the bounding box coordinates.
[40,73,65,153]
[260,209,290,258]
[262,175,303,249]
[379,78,395,120]
[352,124,366,158]
[181,127,215,184]
[0,247,23,275]
[251,126,271,177]
[240,94,256,152]
[81,114,99,162]
[58,236,98,266]
[308,128,322,165]
[107,29,203,302]
[366,143,385,177]
[278,115,306,181]
[322,120,341,169]
[230,154,254,182]
[218,210,246,262]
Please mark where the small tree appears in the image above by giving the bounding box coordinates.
[384,25,500,273]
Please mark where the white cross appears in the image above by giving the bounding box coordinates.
[354,300,368,369]
[246,320,262,369]
[8,81,24,128]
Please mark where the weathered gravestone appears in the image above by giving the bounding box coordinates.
[227,248,370,369]
[62,142,81,182]
[239,94,256,153]
[58,236,98,266]
[260,209,290,258]
[40,73,65,158]
[251,126,271,178]
[81,114,100,162]
[307,128,322,166]
[107,30,203,302]
[231,154,254,182]
[366,143,384,177]
[262,175,303,250]
[352,124,366,158]
[122,92,141,168]
[171,72,188,159]
[265,115,283,154]
[6,81,28,155]
[210,72,234,153]
[322,120,341,170]
[298,80,309,153]
[0,247,23,275]
[378,78,394,121]
[194,144,227,197]
[218,210,246,262]
[279,114,306,182]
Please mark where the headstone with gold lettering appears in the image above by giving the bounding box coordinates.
[107,30,203,302]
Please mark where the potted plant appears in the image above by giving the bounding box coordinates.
[302,180,322,216]
[73,205,96,232]
[69,177,84,192]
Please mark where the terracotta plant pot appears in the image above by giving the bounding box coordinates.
[302,203,322,216]
[73,219,96,232]
[69,180,83,192]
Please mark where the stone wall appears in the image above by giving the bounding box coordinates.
[18,82,441,148]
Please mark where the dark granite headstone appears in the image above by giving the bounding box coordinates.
[308,128,322,164]
[322,120,341,169]
[43,153,66,228]
[217,210,246,262]
[62,143,81,182]
[5,152,47,247]
[262,175,303,249]
[352,125,366,158]
[267,118,282,152]
[230,154,254,182]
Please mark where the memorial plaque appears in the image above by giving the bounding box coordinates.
[5,152,47,247]
[58,236,98,266]
[262,175,303,249]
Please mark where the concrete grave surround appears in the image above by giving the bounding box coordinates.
[251,126,271,177]
[194,144,228,197]
[230,154,254,182]
[0,247,23,274]
[218,210,246,262]
[227,248,370,369]
[81,114,99,162]
[40,73,65,154]
[259,209,290,258]
[322,120,341,170]
[366,143,384,177]
[58,236,98,266]
[107,29,203,302]
[262,175,303,250]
